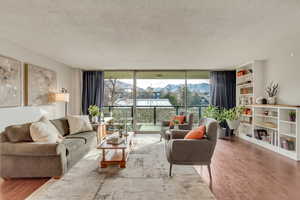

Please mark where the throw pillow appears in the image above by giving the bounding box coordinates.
[169,115,186,127]
[67,115,93,135]
[30,116,63,143]
[5,123,33,142]
[184,125,206,140]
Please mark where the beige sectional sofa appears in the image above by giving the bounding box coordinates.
[0,118,97,179]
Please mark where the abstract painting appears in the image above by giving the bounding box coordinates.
[25,63,57,106]
[0,55,22,107]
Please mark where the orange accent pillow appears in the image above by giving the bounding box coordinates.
[184,125,206,139]
[169,115,185,127]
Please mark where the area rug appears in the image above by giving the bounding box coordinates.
[26,134,215,200]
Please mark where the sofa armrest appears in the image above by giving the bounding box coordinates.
[0,142,67,157]
[169,130,190,139]
[167,139,214,163]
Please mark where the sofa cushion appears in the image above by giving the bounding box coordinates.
[50,118,70,136]
[5,123,33,142]
[62,138,85,154]
[67,115,93,135]
[30,117,63,143]
[65,131,96,144]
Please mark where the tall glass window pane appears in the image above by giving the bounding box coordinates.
[186,71,210,124]
[103,71,134,131]
[135,71,185,132]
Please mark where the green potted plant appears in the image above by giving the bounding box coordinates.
[173,119,180,129]
[88,105,100,123]
[223,107,243,130]
[289,111,296,122]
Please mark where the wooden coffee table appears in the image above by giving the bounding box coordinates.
[97,132,134,168]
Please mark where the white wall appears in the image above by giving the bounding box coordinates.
[0,38,75,131]
[263,36,300,106]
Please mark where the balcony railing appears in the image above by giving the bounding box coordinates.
[102,105,208,126]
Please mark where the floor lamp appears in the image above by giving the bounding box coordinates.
[49,92,70,116]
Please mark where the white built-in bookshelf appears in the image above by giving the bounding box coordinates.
[236,61,300,161]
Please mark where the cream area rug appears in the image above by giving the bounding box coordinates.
[27,134,215,200]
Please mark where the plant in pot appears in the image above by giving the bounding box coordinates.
[223,106,244,130]
[88,105,101,123]
[289,111,296,122]
[173,120,180,129]
[265,82,279,105]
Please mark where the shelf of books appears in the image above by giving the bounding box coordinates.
[239,104,300,161]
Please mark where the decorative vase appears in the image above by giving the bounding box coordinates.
[226,120,240,130]
[91,116,98,123]
[218,127,227,139]
[289,115,296,122]
[267,97,276,105]
[175,124,179,130]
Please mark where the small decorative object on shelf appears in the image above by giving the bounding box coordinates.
[256,97,268,104]
[88,105,101,123]
[289,111,296,122]
[265,82,279,104]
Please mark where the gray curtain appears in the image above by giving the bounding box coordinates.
[210,71,236,136]
[82,71,104,115]
[210,71,236,109]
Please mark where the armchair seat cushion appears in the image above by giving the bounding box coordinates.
[0,142,66,156]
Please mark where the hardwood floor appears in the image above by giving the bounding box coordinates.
[195,138,300,200]
[1,137,300,200]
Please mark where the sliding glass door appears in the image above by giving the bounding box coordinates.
[103,70,210,133]
[135,71,186,132]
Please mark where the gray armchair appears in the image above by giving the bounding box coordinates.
[165,118,218,180]
[160,113,194,141]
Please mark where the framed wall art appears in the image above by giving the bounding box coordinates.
[24,63,57,106]
[0,55,22,107]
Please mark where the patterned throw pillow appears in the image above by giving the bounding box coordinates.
[67,115,93,135]
[30,116,63,143]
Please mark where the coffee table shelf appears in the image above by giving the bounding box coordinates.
[97,132,134,168]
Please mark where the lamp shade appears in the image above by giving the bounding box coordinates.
[49,93,69,103]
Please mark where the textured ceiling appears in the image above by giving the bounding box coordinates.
[0,0,299,69]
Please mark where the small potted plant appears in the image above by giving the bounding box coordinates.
[88,105,100,123]
[265,82,279,105]
[289,111,296,122]
[173,120,180,129]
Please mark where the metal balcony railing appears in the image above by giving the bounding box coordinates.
[102,105,208,125]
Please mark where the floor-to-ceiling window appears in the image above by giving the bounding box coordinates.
[186,71,210,124]
[103,70,210,132]
[135,71,186,132]
[103,71,134,131]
